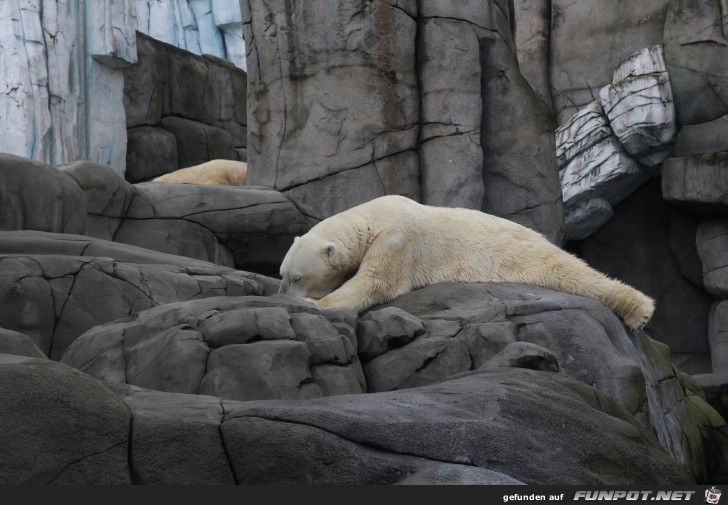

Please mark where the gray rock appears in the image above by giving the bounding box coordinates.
[662,153,728,214]
[285,152,420,222]
[114,217,236,268]
[371,280,724,481]
[481,341,560,372]
[668,207,705,289]
[116,182,309,273]
[357,307,426,362]
[395,465,525,485]
[555,101,612,170]
[709,302,728,374]
[563,198,614,241]
[560,135,649,211]
[514,0,552,105]
[599,45,676,166]
[697,218,728,298]
[556,97,651,222]
[221,367,692,485]
[56,160,135,241]
[419,133,483,210]
[123,32,168,128]
[364,283,645,415]
[549,0,671,124]
[569,180,713,362]
[692,372,728,423]
[0,230,279,292]
[159,116,235,169]
[0,153,86,234]
[418,11,485,210]
[125,126,179,183]
[243,0,420,219]
[0,328,46,359]
[0,231,275,359]
[61,296,366,401]
[0,352,705,485]
[109,384,235,484]
[165,44,213,124]
[0,355,131,484]
[480,34,564,244]
[663,0,728,126]
[673,114,728,157]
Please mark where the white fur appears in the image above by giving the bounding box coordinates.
[279,195,655,330]
[153,159,247,186]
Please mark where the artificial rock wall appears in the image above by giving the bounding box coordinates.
[0,0,245,174]
[123,33,247,183]
[243,0,565,244]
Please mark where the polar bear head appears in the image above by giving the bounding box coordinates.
[278,234,351,300]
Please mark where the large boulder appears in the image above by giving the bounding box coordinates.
[363,281,725,482]
[0,153,87,234]
[0,355,131,484]
[61,296,366,401]
[13,361,686,485]
[599,45,676,167]
[116,182,310,274]
[218,367,691,485]
[0,230,277,359]
[57,160,135,241]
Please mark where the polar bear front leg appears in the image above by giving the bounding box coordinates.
[317,234,411,312]
[317,269,410,311]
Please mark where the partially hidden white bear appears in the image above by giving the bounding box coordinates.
[153,159,247,186]
[279,195,655,330]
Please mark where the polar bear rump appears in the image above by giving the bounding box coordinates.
[153,159,247,186]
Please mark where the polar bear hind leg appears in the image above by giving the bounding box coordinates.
[531,250,655,330]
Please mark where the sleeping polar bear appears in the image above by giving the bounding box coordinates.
[153,159,247,186]
[279,195,655,330]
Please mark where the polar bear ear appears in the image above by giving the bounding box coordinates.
[323,242,337,259]
[293,236,300,242]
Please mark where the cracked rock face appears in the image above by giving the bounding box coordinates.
[0,230,276,360]
[358,283,646,416]
[61,296,366,401]
[663,0,728,127]
[548,0,672,124]
[599,45,676,167]
[116,182,310,274]
[1,154,309,275]
[0,354,694,485]
[480,34,564,245]
[242,0,564,243]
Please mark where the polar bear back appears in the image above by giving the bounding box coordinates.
[309,195,561,286]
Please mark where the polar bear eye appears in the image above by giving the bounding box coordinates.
[292,275,303,283]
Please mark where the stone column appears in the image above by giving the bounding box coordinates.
[242,0,420,221]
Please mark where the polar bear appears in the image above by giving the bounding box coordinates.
[153,159,247,186]
[279,195,655,330]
